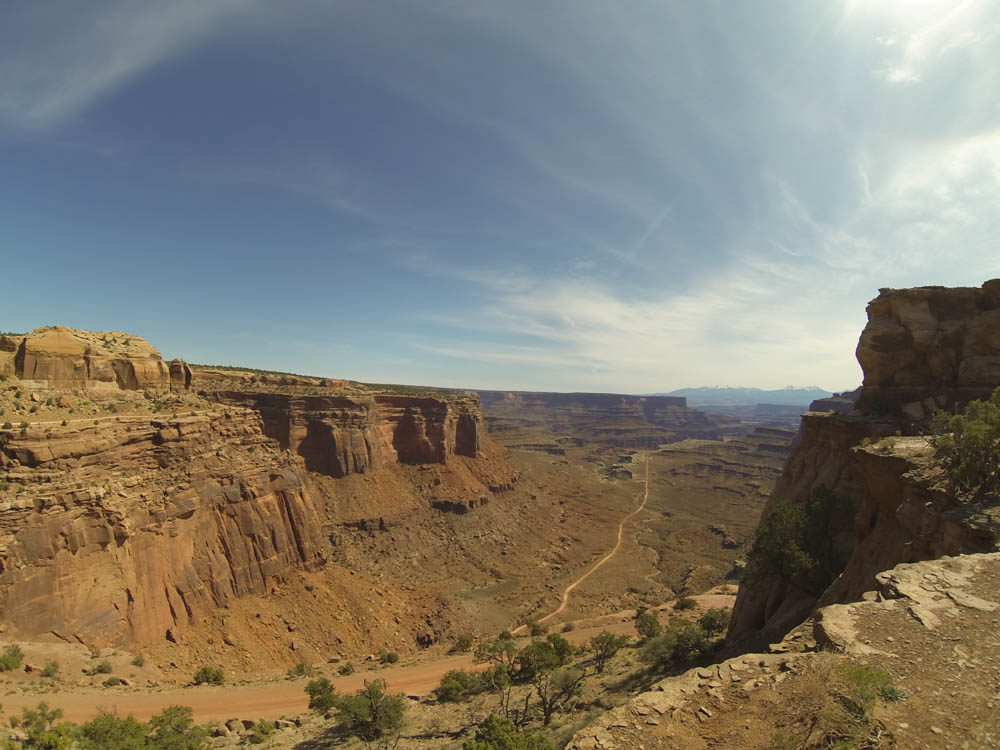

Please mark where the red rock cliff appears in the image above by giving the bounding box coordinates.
[0,410,325,647]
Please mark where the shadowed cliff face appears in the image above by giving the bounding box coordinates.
[728,279,1000,647]
[208,392,482,478]
[0,411,325,647]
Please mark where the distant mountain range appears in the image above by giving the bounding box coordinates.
[653,386,834,407]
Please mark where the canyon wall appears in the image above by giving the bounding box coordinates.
[728,280,1000,646]
[206,391,482,478]
[478,390,721,448]
[0,410,325,647]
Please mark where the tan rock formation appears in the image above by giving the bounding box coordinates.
[0,410,325,647]
[727,281,1000,648]
[11,325,191,391]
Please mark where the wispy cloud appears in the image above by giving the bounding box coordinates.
[0,0,257,131]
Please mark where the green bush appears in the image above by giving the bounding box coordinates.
[635,610,662,640]
[41,660,59,678]
[462,714,554,750]
[191,665,223,685]
[337,661,355,676]
[0,645,24,671]
[589,631,629,673]
[451,632,475,652]
[95,659,113,674]
[378,649,399,665]
[244,718,276,745]
[434,669,483,703]
[697,608,731,636]
[745,486,839,596]
[673,596,696,611]
[527,621,548,637]
[305,677,337,713]
[285,662,313,679]
[335,679,406,744]
[1,422,11,430]
[0,480,8,492]
[932,387,1000,496]
[78,710,147,750]
[640,620,709,672]
[103,677,123,687]
[130,654,145,668]
[147,705,208,750]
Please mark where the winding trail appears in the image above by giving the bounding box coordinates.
[532,454,650,627]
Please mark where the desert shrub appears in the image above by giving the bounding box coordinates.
[96,659,113,674]
[589,631,629,673]
[517,634,575,682]
[337,661,355,676]
[0,480,8,492]
[697,608,731,636]
[498,630,514,641]
[635,610,662,640]
[561,622,575,632]
[130,654,145,668]
[78,710,147,750]
[527,621,548,637]
[451,632,475,652]
[19,421,28,428]
[434,669,483,703]
[378,649,399,665]
[932,387,1000,496]
[673,596,696,611]
[335,679,406,745]
[744,486,839,596]
[286,662,313,679]
[462,714,553,750]
[191,665,223,685]
[60,420,67,427]
[244,719,276,745]
[0,645,24,671]
[28,405,37,413]
[305,677,337,713]
[41,660,59,678]
[640,621,708,672]
[103,677,123,687]
[147,705,208,750]
[840,663,901,715]
[1,422,11,430]
[18,702,75,750]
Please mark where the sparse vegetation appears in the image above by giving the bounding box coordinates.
[191,665,223,685]
[0,645,24,671]
[527,621,548,637]
[337,661,355,676]
[243,718,276,745]
[434,669,483,703]
[286,662,313,679]
[673,595,696,610]
[131,654,145,668]
[334,678,406,747]
[103,676,123,687]
[95,659,113,674]
[451,632,475,652]
[462,714,554,750]
[932,387,1000,497]
[40,660,59,678]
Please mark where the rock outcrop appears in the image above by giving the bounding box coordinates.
[0,410,325,647]
[728,280,1000,646]
[205,391,481,478]
[6,326,191,391]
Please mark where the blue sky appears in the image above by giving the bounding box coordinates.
[2,1,998,392]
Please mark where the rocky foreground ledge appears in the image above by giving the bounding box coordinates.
[570,552,1000,750]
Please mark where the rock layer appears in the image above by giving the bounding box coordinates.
[0,410,325,647]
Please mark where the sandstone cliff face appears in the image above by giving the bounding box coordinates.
[728,280,1000,646]
[857,278,1000,418]
[7,326,191,391]
[206,391,481,478]
[0,410,325,647]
